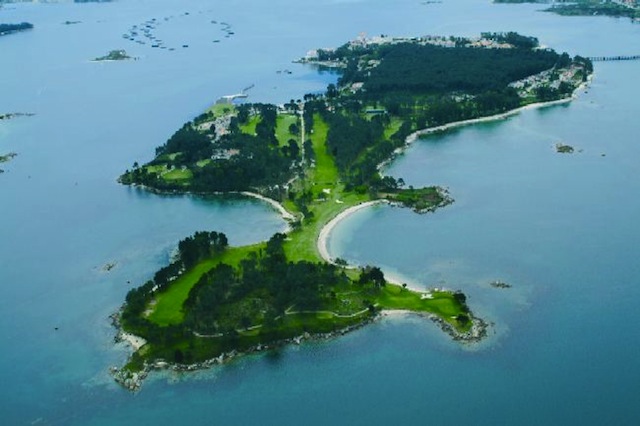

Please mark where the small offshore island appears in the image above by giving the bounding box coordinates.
[0,22,33,37]
[0,152,17,174]
[113,32,592,390]
[93,49,134,62]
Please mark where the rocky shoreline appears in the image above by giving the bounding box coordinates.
[429,312,490,343]
[110,303,489,391]
[110,310,376,391]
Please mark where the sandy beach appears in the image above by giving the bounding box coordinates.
[316,200,387,265]
[410,77,591,142]
[239,191,296,222]
[407,98,571,142]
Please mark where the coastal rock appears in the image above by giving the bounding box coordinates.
[428,313,490,343]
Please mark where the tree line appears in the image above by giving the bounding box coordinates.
[0,23,33,35]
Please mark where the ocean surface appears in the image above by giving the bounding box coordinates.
[1,0,639,424]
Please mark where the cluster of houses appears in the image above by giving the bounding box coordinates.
[508,64,584,97]
[302,33,516,63]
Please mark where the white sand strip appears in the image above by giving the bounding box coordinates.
[239,191,296,221]
[317,200,386,265]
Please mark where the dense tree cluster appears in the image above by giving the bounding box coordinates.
[123,104,299,193]
[184,233,346,333]
[155,124,211,164]
[179,231,228,268]
[191,133,295,192]
[358,266,386,287]
[325,113,383,171]
[481,32,539,49]
[352,43,559,96]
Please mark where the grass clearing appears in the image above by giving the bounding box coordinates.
[376,284,469,330]
[283,114,368,262]
[163,168,193,182]
[276,114,299,146]
[148,244,264,326]
[239,115,260,135]
[308,115,339,189]
[145,164,166,174]
[383,117,404,139]
[207,103,236,117]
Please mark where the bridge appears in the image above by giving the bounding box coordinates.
[588,55,640,62]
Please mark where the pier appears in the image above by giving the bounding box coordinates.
[588,55,640,62]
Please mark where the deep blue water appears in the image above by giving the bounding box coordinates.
[1,0,639,424]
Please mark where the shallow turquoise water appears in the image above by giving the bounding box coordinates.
[1,0,639,424]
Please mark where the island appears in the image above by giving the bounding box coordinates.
[0,152,17,163]
[113,32,592,390]
[495,0,640,19]
[0,22,33,37]
[0,152,17,174]
[93,49,134,62]
[555,142,575,153]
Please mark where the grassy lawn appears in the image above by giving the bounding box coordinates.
[275,114,299,146]
[284,191,368,263]
[375,284,469,330]
[383,117,404,139]
[239,115,260,135]
[145,164,166,174]
[308,115,339,189]
[148,244,264,326]
[283,114,368,262]
[162,168,193,182]
[207,103,236,117]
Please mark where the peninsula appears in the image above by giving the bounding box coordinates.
[114,33,592,390]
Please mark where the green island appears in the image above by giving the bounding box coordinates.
[495,0,640,19]
[555,142,575,153]
[0,152,17,163]
[113,33,592,390]
[93,49,134,62]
